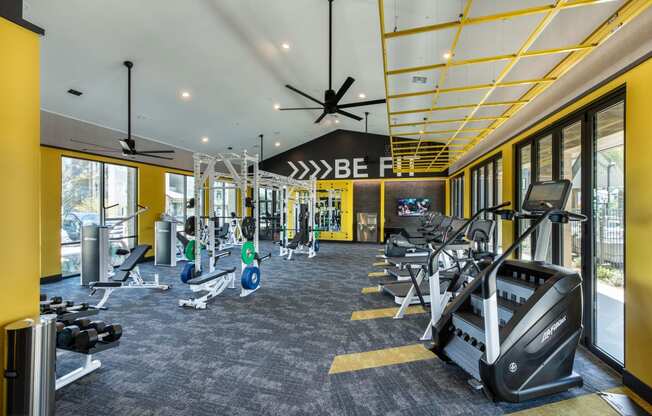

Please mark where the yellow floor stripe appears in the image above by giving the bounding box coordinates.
[509,387,652,415]
[329,344,435,374]
[372,261,386,267]
[351,306,425,320]
[368,271,388,277]
[361,286,380,294]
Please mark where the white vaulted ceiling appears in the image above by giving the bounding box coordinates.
[26,0,387,158]
[25,0,651,166]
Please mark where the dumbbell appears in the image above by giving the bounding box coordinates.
[72,318,107,332]
[50,296,63,304]
[74,324,123,350]
[57,325,80,348]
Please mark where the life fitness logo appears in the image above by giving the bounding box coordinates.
[286,157,419,180]
[541,315,567,344]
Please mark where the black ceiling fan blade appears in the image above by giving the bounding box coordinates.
[337,98,387,109]
[136,150,175,154]
[314,111,328,124]
[279,107,324,111]
[333,77,355,104]
[336,109,363,121]
[285,85,325,106]
[135,152,174,160]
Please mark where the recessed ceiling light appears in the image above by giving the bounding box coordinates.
[180,91,191,100]
[275,142,281,147]
[274,103,281,110]
[334,119,340,124]
[443,51,452,60]
[281,43,291,50]
[419,130,425,134]
[358,93,366,99]
[201,137,209,143]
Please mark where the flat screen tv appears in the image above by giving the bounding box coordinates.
[397,198,431,217]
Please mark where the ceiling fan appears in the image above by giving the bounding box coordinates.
[279,0,386,123]
[72,61,175,160]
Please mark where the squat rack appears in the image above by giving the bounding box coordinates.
[192,151,260,276]
[253,172,317,258]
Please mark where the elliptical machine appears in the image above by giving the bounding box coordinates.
[427,179,587,403]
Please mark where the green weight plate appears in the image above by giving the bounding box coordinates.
[241,241,256,265]
[185,240,196,261]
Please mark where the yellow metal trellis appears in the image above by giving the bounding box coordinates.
[377,0,652,173]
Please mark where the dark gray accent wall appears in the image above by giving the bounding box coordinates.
[384,181,445,230]
[261,129,447,180]
[353,182,380,242]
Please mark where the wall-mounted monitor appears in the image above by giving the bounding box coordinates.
[397,198,431,217]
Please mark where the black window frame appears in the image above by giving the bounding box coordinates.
[60,155,140,276]
[449,172,465,218]
[469,153,502,252]
[513,86,626,372]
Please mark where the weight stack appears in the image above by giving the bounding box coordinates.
[3,315,57,416]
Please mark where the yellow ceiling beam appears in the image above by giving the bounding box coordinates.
[428,0,569,169]
[377,0,395,162]
[383,0,618,39]
[399,128,484,136]
[411,0,474,159]
[390,116,503,128]
[386,44,595,76]
[457,0,652,165]
[388,78,556,100]
[390,100,528,116]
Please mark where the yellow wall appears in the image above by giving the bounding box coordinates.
[39,146,191,278]
[446,57,652,390]
[0,18,41,411]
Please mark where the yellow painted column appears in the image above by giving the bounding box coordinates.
[624,59,652,389]
[0,17,41,410]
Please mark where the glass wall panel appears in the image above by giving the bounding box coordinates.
[519,144,532,259]
[593,101,625,364]
[104,163,137,265]
[61,157,102,276]
[561,122,582,272]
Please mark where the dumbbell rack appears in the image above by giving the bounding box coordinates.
[53,309,120,390]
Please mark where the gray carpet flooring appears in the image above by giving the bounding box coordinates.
[43,242,621,415]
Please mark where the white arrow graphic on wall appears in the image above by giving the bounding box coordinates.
[287,161,299,179]
[298,161,310,179]
[309,160,321,179]
[320,160,332,179]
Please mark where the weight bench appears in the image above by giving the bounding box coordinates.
[90,244,170,309]
[179,250,237,309]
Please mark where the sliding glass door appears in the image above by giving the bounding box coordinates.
[514,89,625,369]
[470,155,503,253]
[592,100,625,365]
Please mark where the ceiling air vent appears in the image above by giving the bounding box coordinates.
[412,76,427,84]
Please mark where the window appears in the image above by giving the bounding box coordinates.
[517,144,533,260]
[104,163,138,264]
[470,155,502,253]
[450,174,464,218]
[61,157,138,277]
[213,181,238,225]
[165,173,194,231]
[592,100,625,365]
[512,89,625,370]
